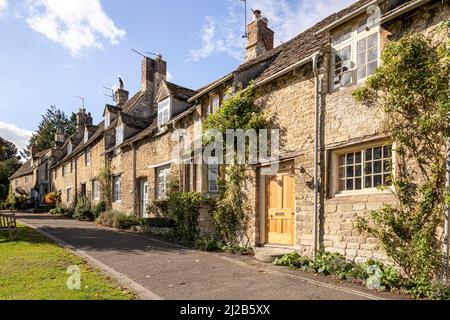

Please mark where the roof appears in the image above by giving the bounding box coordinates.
[119,112,150,129]
[164,81,197,101]
[10,160,33,180]
[53,122,105,168]
[190,0,375,100]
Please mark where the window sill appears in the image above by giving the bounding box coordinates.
[333,188,393,198]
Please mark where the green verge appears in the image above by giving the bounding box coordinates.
[0,224,135,300]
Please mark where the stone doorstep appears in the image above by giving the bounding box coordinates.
[254,246,299,263]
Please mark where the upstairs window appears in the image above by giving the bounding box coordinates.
[85,149,91,166]
[84,130,89,143]
[116,125,124,146]
[15,179,18,187]
[67,142,73,154]
[212,96,220,114]
[157,98,171,129]
[63,165,68,177]
[70,159,76,173]
[332,17,379,90]
[25,176,29,184]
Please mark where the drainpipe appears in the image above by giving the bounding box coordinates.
[132,143,137,217]
[312,52,321,260]
[444,27,450,284]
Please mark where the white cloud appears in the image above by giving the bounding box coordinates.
[0,121,32,151]
[189,0,355,61]
[0,0,8,18]
[25,0,126,56]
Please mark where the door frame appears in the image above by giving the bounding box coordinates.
[259,160,297,247]
[139,178,149,218]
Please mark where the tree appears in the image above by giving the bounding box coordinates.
[0,137,18,161]
[29,106,77,152]
[353,30,449,294]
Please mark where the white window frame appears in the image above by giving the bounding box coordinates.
[66,187,73,203]
[71,159,76,173]
[113,176,122,202]
[156,165,171,199]
[116,125,124,146]
[92,180,100,201]
[331,16,380,91]
[63,165,68,177]
[211,95,220,115]
[84,130,89,144]
[67,142,73,154]
[85,148,91,166]
[157,98,171,129]
[332,142,395,196]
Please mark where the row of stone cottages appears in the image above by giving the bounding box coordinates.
[10,0,449,262]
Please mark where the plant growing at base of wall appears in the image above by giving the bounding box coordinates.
[203,83,272,247]
[98,164,113,211]
[353,30,450,296]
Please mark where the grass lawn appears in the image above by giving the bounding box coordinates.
[0,224,135,300]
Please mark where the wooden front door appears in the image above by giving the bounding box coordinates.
[266,173,295,246]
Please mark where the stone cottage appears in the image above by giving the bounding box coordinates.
[10,0,449,263]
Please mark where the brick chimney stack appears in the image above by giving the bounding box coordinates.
[246,10,274,62]
[115,88,129,106]
[141,54,167,93]
[55,128,65,147]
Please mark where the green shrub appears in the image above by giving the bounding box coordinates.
[311,252,355,279]
[194,236,221,252]
[364,259,403,290]
[49,207,64,216]
[96,211,139,230]
[274,252,302,266]
[140,218,175,228]
[115,214,139,230]
[220,243,253,255]
[0,184,7,200]
[92,201,106,219]
[73,197,94,221]
[167,192,210,245]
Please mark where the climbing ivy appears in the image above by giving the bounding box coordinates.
[203,83,272,247]
[353,29,450,292]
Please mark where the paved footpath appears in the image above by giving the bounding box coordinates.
[15,213,398,300]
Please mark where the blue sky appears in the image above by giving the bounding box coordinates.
[0,0,354,151]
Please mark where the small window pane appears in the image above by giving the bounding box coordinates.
[346,179,354,190]
[355,165,362,177]
[384,174,392,185]
[347,154,354,165]
[357,39,367,53]
[357,53,366,67]
[383,146,392,158]
[368,34,378,48]
[342,46,351,60]
[365,176,373,188]
[365,149,373,161]
[368,61,378,75]
[347,166,354,178]
[374,175,382,187]
[357,67,366,80]
[374,147,382,160]
[355,152,362,164]
[368,47,378,62]
[374,161,382,174]
[355,178,362,190]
